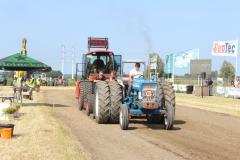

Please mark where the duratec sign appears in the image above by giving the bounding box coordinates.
[212,40,238,56]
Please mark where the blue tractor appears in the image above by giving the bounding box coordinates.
[119,62,175,130]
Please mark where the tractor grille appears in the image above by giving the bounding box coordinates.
[142,84,157,103]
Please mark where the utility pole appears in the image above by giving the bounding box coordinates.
[71,47,75,80]
[61,45,65,79]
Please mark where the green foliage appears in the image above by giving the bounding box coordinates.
[220,60,235,80]
[147,53,164,78]
[46,70,63,78]
[15,104,21,110]
[2,103,21,114]
[0,71,14,85]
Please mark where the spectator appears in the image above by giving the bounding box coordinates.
[36,76,41,92]
[25,76,36,100]
[231,80,235,87]
[207,79,213,96]
[234,79,238,87]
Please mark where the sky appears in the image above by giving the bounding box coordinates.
[0,0,240,75]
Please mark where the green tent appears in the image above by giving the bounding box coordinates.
[0,53,51,71]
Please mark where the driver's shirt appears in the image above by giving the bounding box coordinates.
[129,68,143,79]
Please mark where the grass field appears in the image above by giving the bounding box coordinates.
[176,93,240,117]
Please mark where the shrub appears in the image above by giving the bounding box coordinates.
[2,104,21,114]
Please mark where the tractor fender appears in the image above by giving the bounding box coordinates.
[117,79,124,87]
[75,80,80,99]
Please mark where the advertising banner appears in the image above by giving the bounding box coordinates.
[212,40,238,56]
[190,59,212,75]
[225,87,240,97]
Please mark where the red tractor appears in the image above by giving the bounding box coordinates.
[76,37,123,123]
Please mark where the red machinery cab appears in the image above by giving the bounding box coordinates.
[76,37,122,80]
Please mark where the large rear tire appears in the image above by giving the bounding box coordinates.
[120,104,129,130]
[163,103,174,130]
[95,81,111,124]
[162,83,176,108]
[162,83,175,130]
[109,80,123,123]
[78,81,92,111]
[86,94,94,116]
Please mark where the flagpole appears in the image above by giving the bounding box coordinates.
[198,48,200,59]
[61,45,65,79]
[236,41,238,81]
[71,47,75,80]
[172,54,175,84]
[235,39,239,81]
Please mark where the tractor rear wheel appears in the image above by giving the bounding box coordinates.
[86,94,94,116]
[94,81,111,124]
[163,103,174,130]
[162,83,176,108]
[120,104,129,130]
[109,80,123,123]
[78,81,92,111]
[162,83,175,130]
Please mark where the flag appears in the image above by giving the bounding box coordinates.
[175,48,199,68]
[165,54,174,73]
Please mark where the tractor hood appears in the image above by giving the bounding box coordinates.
[132,78,158,91]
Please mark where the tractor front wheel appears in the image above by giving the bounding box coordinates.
[119,104,129,130]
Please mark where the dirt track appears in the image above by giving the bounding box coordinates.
[42,87,240,160]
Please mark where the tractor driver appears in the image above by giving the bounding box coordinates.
[127,63,143,96]
[93,55,105,72]
[129,63,143,80]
